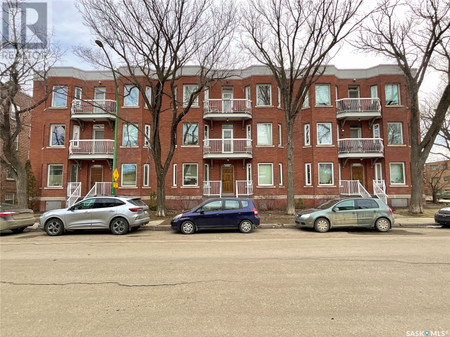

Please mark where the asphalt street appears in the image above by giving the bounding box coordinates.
[1,227,449,337]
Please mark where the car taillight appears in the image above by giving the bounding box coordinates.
[253,207,258,216]
[388,208,393,214]
[0,211,19,218]
[129,207,143,212]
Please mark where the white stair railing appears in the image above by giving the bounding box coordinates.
[203,181,222,197]
[373,180,388,205]
[236,180,253,197]
[66,182,81,208]
[84,182,112,200]
[340,180,371,198]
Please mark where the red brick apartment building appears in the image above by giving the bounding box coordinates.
[30,65,412,211]
[0,92,32,204]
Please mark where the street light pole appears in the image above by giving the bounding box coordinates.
[95,40,119,196]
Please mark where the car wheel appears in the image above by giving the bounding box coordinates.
[239,220,253,233]
[180,221,195,234]
[314,218,330,233]
[11,227,26,233]
[110,217,129,235]
[375,217,391,232]
[45,218,64,236]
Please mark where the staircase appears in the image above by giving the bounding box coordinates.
[84,182,112,200]
[66,182,81,208]
[373,180,388,205]
[339,180,372,198]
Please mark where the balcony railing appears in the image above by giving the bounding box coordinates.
[203,181,222,197]
[69,139,114,159]
[203,138,252,158]
[84,182,112,200]
[338,138,384,158]
[236,180,253,197]
[71,99,116,118]
[203,99,252,119]
[339,180,371,198]
[336,98,381,119]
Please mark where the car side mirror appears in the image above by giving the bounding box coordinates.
[333,207,339,212]
[200,210,205,215]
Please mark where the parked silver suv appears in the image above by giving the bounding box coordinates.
[39,196,150,236]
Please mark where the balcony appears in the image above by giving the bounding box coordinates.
[69,139,114,160]
[203,180,253,197]
[203,99,252,120]
[336,98,381,120]
[338,138,384,159]
[203,139,252,159]
[71,99,117,121]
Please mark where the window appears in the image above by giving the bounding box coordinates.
[6,168,15,180]
[315,84,331,106]
[256,84,272,106]
[73,198,95,210]
[122,123,138,146]
[278,163,283,186]
[245,86,251,108]
[183,84,199,107]
[387,122,403,145]
[336,200,355,211]
[52,86,67,107]
[182,163,198,186]
[13,135,18,150]
[10,104,19,120]
[355,199,379,209]
[173,164,177,186]
[75,87,82,100]
[430,165,439,171]
[304,124,310,146]
[5,193,14,204]
[143,164,150,187]
[302,89,309,108]
[318,163,333,185]
[201,200,223,212]
[375,163,383,182]
[47,164,63,187]
[246,163,252,181]
[277,87,281,108]
[305,163,312,186]
[373,123,380,138]
[121,164,137,186]
[257,123,272,146]
[144,124,151,147]
[278,124,282,147]
[390,163,405,184]
[94,198,125,209]
[204,163,209,182]
[258,163,273,186]
[385,84,400,105]
[204,87,209,101]
[50,124,65,147]
[317,123,332,145]
[370,85,378,98]
[224,200,241,210]
[183,123,199,145]
[124,85,139,106]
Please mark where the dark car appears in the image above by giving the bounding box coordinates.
[171,198,260,234]
[295,198,394,233]
[434,207,450,226]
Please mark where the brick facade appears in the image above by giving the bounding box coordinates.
[30,65,413,211]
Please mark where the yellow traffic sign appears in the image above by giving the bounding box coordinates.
[113,182,119,189]
[113,169,119,181]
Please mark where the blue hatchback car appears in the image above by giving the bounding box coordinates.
[171,198,260,234]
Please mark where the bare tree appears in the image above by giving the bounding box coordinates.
[1,0,57,208]
[77,0,236,216]
[241,0,364,215]
[357,0,450,213]
[423,162,449,203]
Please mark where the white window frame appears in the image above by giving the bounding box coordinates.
[304,124,310,146]
[316,122,332,145]
[173,164,177,187]
[305,163,312,186]
[143,164,150,187]
[257,123,273,146]
[6,168,15,181]
[318,162,334,186]
[47,164,63,187]
[390,162,406,185]
[385,83,401,106]
[122,123,138,147]
[246,163,252,182]
[182,163,198,187]
[278,163,283,186]
[256,84,272,106]
[121,164,137,187]
[49,124,65,147]
[204,163,209,182]
[370,85,378,98]
[245,86,251,108]
[52,86,68,107]
[375,163,383,182]
[277,87,281,108]
[315,84,331,106]
[278,124,282,147]
[145,86,151,108]
[124,85,139,107]
[183,84,199,107]
[144,124,151,147]
[302,89,309,108]
[257,163,274,186]
[387,122,403,145]
[74,87,82,100]
[373,123,380,138]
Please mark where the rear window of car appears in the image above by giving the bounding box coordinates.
[241,200,249,208]
[128,198,146,206]
[224,200,241,210]
[355,199,379,209]
[95,198,125,208]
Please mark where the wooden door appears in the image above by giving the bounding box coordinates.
[351,165,364,186]
[222,166,233,194]
[90,166,103,188]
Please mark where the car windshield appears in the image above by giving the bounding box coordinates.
[317,199,340,210]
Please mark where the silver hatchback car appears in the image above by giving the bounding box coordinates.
[39,196,150,236]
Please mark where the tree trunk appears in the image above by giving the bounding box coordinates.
[409,146,424,214]
[156,170,166,217]
[286,120,296,215]
[16,164,28,208]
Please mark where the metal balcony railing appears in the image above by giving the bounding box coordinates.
[203,99,252,116]
[84,182,112,200]
[203,181,222,197]
[236,180,253,197]
[71,99,116,116]
[203,138,252,157]
[336,98,381,115]
[338,138,384,155]
[339,180,372,198]
[69,139,114,156]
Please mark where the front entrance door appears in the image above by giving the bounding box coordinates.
[222,166,233,194]
[351,165,364,186]
[90,166,103,189]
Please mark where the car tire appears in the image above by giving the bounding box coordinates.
[375,217,391,232]
[314,218,330,233]
[110,217,129,235]
[11,227,26,233]
[239,220,253,233]
[180,221,195,234]
[45,218,64,236]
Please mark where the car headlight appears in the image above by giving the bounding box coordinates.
[173,214,183,221]
[300,213,310,219]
